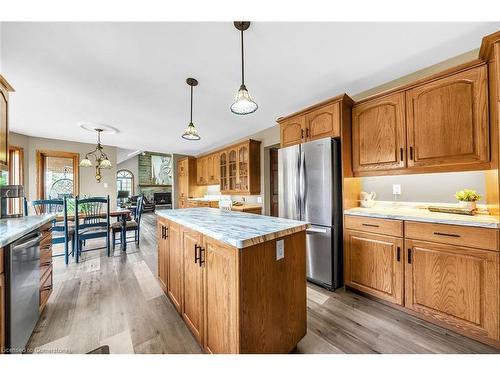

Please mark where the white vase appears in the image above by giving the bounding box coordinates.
[458,201,477,210]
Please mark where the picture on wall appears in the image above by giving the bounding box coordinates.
[151,154,172,185]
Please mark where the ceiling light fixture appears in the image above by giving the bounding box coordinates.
[182,78,201,141]
[80,128,112,182]
[230,21,258,115]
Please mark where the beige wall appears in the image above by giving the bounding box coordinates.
[9,132,118,207]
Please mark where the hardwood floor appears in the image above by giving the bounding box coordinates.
[27,213,499,354]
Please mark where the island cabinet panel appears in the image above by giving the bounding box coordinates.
[239,231,307,353]
[39,223,53,312]
[181,227,204,344]
[203,237,239,354]
[344,230,404,305]
[167,222,183,313]
[352,92,406,174]
[305,102,340,141]
[405,239,499,341]
[157,217,169,292]
[406,65,489,170]
[280,115,306,148]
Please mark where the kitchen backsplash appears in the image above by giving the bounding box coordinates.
[360,171,487,203]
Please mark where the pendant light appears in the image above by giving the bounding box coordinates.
[182,78,201,141]
[79,128,112,182]
[230,21,258,115]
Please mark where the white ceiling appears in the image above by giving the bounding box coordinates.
[2,22,500,155]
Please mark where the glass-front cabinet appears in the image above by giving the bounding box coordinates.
[228,148,237,191]
[219,151,228,192]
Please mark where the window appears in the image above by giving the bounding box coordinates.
[117,169,134,198]
[36,150,79,199]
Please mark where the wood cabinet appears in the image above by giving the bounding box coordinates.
[352,92,406,173]
[219,151,228,192]
[39,223,53,312]
[177,157,197,208]
[351,64,490,176]
[405,239,499,341]
[157,217,169,292]
[182,228,204,343]
[406,65,489,170]
[203,236,238,353]
[344,230,404,305]
[167,221,183,312]
[195,152,220,186]
[0,76,14,171]
[277,94,353,149]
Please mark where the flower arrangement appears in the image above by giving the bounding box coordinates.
[454,189,481,210]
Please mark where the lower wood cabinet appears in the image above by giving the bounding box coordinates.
[0,271,5,353]
[181,228,204,343]
[405,239,499,341]
[39,224,53,312]
[344,230,403,305]
[157,218,169,292]
[203,236,238,354]
[167,221,183,313]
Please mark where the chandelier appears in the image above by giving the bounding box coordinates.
[80,128,112,182]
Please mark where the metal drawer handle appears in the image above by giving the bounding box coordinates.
[396,247,401,262]
[362,223,379,228]
[194,244,200,264]
[41,285,52,292]
[407,248,412,264]
[433,232,460,238]
[198,247,205,267]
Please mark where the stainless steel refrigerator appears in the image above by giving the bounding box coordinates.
[278,137,342,290]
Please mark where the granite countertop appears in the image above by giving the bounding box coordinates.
[0,214,57,248]
[156,208,308,248]
[344,206,500,229]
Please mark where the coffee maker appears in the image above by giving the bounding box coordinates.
[0,184,24,219]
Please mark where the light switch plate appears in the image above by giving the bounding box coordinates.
[392,184,401,195]
[276,240,284,260]
[257,196,262,204]
[104,183,109,189]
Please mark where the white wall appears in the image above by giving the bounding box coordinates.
[9,132,118,207]
[116,155,139,195]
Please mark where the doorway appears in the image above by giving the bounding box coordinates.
[270,147,279,217]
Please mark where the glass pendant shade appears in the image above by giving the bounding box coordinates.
[182,122,201,140]
[230,84,258,115]
[99,158,112,169]
[80,157,93,167]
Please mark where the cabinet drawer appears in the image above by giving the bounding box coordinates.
[344,215,403,237]
[40,262,52,281]
[40,269,53,310]
[405,221,499,251]
[40,242,53,265]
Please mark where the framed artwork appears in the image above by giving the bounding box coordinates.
[151,154,172,185]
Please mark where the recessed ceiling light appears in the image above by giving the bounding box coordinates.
[79,122,119,134]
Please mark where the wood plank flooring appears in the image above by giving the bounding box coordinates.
[27,213,500,354]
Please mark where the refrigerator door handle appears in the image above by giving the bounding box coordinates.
[299,148,306,219]
[306,227,328,234]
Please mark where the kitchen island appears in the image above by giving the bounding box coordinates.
[155,208,309,354]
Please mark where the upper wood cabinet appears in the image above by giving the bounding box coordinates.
[277,94,352,148]
[352,92,406,173]
[195,152,221,186]
[351,64,490,176]
[0,75,14,172]
[177,157,197,208]
[344,229,404,306]
[405,239,499,341]
[219,151,228,192]
[406,65,489,169]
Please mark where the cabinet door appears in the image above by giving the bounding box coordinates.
[167,222,183,313]
[178,159,188,205]
[205,155,213,184]
[405,239,499,340]
[196,158,203,185]
[157,219,168,292]
[344,230,404,305]
[219,152,228,192]
[0,92,7,169]
[203,236,239,354]
[352,92,406,174]
[182,228,204,343]
[228,148,238,192]
[406,66,489,169]
[305,102,340,141]
[0,273,4,353]
[202,157,208,185]
[280,115,306,148]
[238,144,249,193]
[212,153,220,184]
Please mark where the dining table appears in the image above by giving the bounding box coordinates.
[57,208,132,251]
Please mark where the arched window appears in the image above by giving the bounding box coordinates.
[117,169,134,198]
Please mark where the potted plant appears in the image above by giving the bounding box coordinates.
[454,189,481,210]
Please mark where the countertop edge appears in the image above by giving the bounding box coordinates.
[156,210,309,248]
[0,214,57,248]
[344,210,500,229]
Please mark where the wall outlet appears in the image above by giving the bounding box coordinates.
[104,182,108,189]
[257,196,262,204]
[392,184,401,195]
[276,240,284,260]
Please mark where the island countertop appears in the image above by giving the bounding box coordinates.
[0,214,56,247]
[156,208,309,248]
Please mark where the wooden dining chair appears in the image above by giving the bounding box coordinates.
[26,197,75,265]
[110,195,144,249]
[74,195,110,262]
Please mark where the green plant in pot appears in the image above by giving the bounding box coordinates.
[454,189,481,210]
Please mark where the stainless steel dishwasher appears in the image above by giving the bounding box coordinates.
[5,229,42,353]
